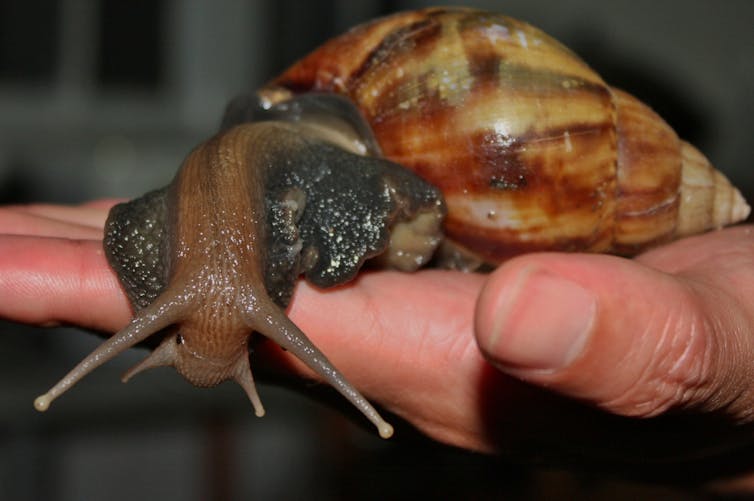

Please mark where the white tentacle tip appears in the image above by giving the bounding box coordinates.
[378,421,394,439]
[33,394,52,412]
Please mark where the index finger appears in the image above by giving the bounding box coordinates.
[0,201,118,239]
[0,235,131,332]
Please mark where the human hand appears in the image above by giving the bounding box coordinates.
[288,225,754,473]
[472,226,754,475]
[1,201,753,479]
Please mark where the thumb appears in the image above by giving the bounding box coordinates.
[474,253,754,421]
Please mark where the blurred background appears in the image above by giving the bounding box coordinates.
[0,1,751,499]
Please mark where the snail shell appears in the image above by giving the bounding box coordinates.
[260,7,750,264]
[33,7,749,438]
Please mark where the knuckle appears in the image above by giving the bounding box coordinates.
[600,305,715,418]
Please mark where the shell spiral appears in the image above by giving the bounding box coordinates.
[263,7,749,263]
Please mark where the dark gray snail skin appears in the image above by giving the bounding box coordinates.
[33,94,447,439]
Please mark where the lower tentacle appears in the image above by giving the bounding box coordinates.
[248,305,394,438]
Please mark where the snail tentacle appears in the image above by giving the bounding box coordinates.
[121,332,180,383]
[233,350,266,417]
[34,293,193,411]
[246,304,393,438]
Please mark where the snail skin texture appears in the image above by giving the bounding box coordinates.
[34,8,749,439]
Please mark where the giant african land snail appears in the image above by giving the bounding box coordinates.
[33,8,750,439]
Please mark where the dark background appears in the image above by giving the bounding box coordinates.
[1,1,752,499]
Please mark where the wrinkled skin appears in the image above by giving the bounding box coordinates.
[1,201,754,491]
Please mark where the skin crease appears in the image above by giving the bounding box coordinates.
[1,202,754,489]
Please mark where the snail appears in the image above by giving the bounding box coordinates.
[33,7,749,439]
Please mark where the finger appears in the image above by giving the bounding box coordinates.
[0,200,120,236]
[0,235,131,331]
[475,252,754,422]
[6,202,114,225]
[0,207,105,239]
[637,225,754,274]
[79,199,125,211]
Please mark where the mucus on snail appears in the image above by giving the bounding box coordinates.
[33,7,749,439]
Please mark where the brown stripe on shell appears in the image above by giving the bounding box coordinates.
[612,88,681,249]
[271,10,431,94]
[456,10,506,93]
[456,12,608,99]
[466,121,616,195]
[348,17,442,94]
[359,55,616,172]
[435,117,617,262]
[443,211,615,263]
[365,78,618,192]
[349,19,448,117]
[454,10,602,85]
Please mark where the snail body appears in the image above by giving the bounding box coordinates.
[34,7,748,437]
